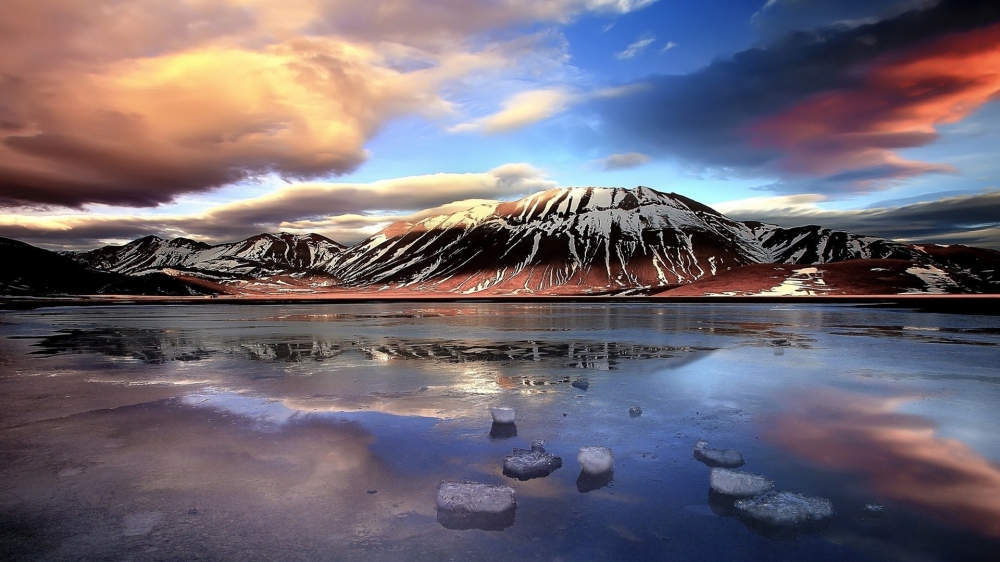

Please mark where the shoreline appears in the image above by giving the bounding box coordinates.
[2,293,999,314]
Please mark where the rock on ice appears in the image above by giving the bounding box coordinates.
[628,405,642,417]
[709,468,775,498]
[734,491,833,527]
[693,440,745,468]
[502,440,563,480]
[490,407,516,424]
[577,446,614,475]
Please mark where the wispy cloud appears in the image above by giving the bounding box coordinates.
[660,41,679,53]
[616,35,656,59]
[598,152,650,170]
[449,89,577,134]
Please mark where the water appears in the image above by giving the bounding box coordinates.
[0,303,998,561]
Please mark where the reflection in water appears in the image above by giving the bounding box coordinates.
[489,422,518,439]
[239,341,344,362]
[436,507,516,531]
[3,303,1000,561]
[28,326,714,370]
[30,328,211,363]
[829,325,1000,347]
[766,389,1000,539]
[576,470,614,493]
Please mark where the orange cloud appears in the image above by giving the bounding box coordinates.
[764,389,1000,539]
[0,0,652,209]
[746,23,1000,186]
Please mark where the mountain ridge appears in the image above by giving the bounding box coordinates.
[7,186,999,296]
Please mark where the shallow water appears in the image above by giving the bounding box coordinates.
[1,303,998,561]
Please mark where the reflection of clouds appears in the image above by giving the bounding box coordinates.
[765,389,1000,539]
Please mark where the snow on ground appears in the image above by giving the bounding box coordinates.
[902,265,959,294]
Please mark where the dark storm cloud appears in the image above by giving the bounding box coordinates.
[725,190,1000,249]
[593,0,1000,193]
[751,0,938,39]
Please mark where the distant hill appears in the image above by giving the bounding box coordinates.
[0,237,217,297]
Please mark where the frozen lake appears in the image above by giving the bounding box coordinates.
[1,303,998,561]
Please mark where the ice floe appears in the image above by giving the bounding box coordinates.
[577,446,614,475]
[490,407,516,424]
[436,481,516,531]
[709,468,774,498]
[734,491,833,527]
[693,440,745,468]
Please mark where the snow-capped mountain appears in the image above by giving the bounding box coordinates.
[332,187,767,293]
[329,186,999,294]
[0,237,214,296]
[37,186,998,296]
[70,232,345,280]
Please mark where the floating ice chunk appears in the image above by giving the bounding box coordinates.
[628,405,642,417]
[577,446,614,475]
[503,440,563,480]
[693,440,745,468]
[734,491,833,527]
[436,481,516,531]
[709,468,774,498]
[490,407,516,424]
[863,503,885,517]
[437,481,516,513]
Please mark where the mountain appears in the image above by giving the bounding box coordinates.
[333,187,766,293]
[7,187,999,297]
[70,232,345,280]
[331,187,999,295]
[0,237,215,297]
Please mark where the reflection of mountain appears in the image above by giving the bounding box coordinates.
[28,327,713,371]
[31,328,211,364]
[238,341,344,362]
[6,187,999,296]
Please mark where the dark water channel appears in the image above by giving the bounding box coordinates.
[1,303,998,561]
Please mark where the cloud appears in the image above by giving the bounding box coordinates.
[0,164,556,248]
[598,152,650,170]
[615,35,656,60]
[0,0,658,210]
[593,0,1000,194]
[716,189,1000,249]
[449,89,576,133]
[751,0,937,38]
[659,41,679,53]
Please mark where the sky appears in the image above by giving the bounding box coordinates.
[0,0,998,250]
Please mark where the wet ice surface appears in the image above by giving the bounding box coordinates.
[1,303,999,561]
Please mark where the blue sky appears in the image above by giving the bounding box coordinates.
[0,0,998,249]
